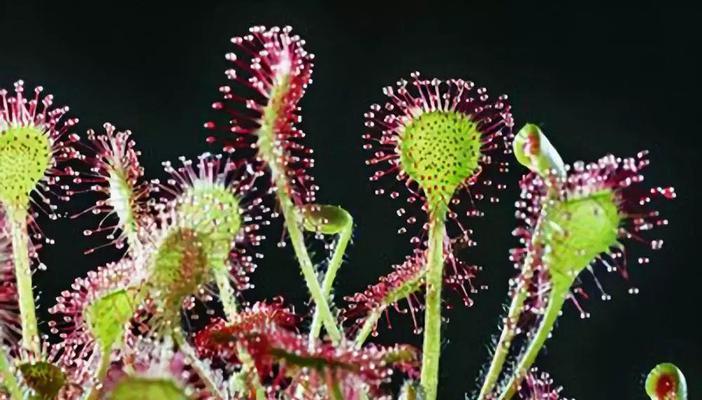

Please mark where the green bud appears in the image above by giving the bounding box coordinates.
[646,363,687,400]
[301,204,352,235]
[513,123,565,177]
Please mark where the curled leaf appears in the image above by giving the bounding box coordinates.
[301,204,352,235]
[513,123,565,177]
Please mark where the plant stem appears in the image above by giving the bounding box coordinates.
[496,287,568,400]
[477,258,535,399]
[124,225,142,257]
[354,307,384,348]
[274,179,342,344]
[309,215,353,345]
[236,345,266,400]
[7,205,40,354]
[212,268,265,400]
[478,183,556,399]
[326,369,344,400]
[359,389,370,400]
[172,329,224,400]
[0,345,22,400]
[214,269,238,317]
[420,212,446,400]
[86,349,112,400]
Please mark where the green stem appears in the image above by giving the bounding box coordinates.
[172,329,224,400]
[477,255,537,399]
[359,389,371,400]
[259,78,341,343]
[236,345,266,400]
[8,205,40,354]
[309,215,353,345]
[478,183,557,399]
[0,345,22,400]
[420,213,447,400]
[274,179,342,344]
[497,287,568,400]
[477,286,529,399]
[214,269,238,317]
[354,307,383,348]
[326,369,344,400]
[212,269,265,400]
[124,225,142,257]
[355,256,427,348]
[86,349,112,400]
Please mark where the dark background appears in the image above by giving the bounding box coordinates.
[1,1,699,398]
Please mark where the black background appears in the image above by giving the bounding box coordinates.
[1,1,699,398]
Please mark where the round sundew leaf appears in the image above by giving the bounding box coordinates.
[398,110,482,213]
[176,181,242,275]
[108,376,189,400]
[513,123,565,177]
[84,288,136,352]
[148,228,209,314]
[18,361,66,399]
[542,190,621,288]
[301,204,352,235]
[177,180,242,241]
[0,126,52,207]
[646,363,687,400]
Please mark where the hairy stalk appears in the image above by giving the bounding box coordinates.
[86,351,113,400]
[124,224,141,256]
[477,280,529,400]
[479,182,557,399]
[236,344,266,400]
[274,178,342,344]
[214,270,238,317]
[354,308,383,348]
[497,286,568,400]
[0,345,22,400]
[172,329,224,400]
[309,215,353,345]
[8,205,40,354]
[254,60,340,342]
[420,212,447,400]
[478,245,543,398]
[212,270,265,400]
[326,369,344,400]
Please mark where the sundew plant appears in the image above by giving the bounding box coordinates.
[0,25,687,400]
